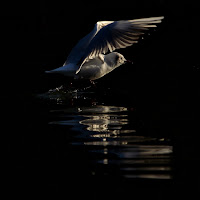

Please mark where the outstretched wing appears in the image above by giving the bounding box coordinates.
[63,21,113,67]
[76,16,164,74]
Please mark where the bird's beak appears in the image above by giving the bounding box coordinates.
[125,59,134,65]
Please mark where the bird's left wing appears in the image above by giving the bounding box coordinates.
[76,16,164,74]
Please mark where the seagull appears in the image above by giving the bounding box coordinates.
[46,16,164,81]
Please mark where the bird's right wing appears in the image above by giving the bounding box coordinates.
[63,21,113,67]
[76,16,164,74]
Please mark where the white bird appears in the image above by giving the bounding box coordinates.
[46,16,164,80]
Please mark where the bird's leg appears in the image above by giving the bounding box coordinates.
[98,54,104,63]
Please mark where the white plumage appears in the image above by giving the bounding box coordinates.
[46,16,164,80]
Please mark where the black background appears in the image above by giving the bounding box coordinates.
[2,0,200,199]
[1,0,200,92]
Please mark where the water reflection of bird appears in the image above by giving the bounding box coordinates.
[46,17,164,81]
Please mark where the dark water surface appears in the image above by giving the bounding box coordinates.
[3,79,199,199]
[46,89,173,181]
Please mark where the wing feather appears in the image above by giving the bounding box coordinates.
[75,16,164,73]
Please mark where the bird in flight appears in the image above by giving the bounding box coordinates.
[46,16,164,81]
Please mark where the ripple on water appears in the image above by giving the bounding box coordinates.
[48,104,173,180]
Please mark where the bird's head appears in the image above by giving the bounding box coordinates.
[105,52,133,70]
[116,52,134,66]
[106,52,126,68]
[115,52,127,66]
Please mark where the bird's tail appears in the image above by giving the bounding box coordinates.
[45,64,76,77]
